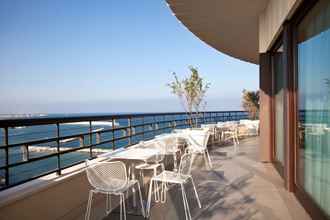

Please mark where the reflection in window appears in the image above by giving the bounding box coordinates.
[297,0,330,216]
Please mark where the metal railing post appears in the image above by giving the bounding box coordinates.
[89,121,93,158]
[172,116,176,130]
[203,112,205,124]
[112,118,115,150]
[142,116,145,140]
[4,127,9,186]
[56,123,61,175]
[128,117,132,146]
[153,116,156,137]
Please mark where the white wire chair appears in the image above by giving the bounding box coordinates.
[201,123,221,143]
[85,160,145,220]
[185,130,212,169]
[156,135,182,171]
[134,140,165,202]
[222,123,240,153]
[238,120,259,136]
[146,153,201,220]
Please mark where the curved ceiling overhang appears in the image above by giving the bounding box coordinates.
[166,0,269,64]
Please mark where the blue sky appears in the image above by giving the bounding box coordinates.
[0,0,258,114]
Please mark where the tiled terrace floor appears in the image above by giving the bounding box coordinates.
[87,137,311,220]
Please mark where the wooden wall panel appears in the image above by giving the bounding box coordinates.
[259,52,273,162]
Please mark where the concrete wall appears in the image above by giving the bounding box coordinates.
[0,160,117,220]
[259,0,302,53]
[0,156,172,220]
[0,172,89,220]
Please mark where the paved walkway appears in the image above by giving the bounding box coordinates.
[94,137,311,220]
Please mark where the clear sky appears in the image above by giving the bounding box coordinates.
[0,0,259,114]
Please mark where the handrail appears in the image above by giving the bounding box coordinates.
[0,111,245,127]
[0,111,248,190]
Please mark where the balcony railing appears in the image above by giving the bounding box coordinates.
[0,111,248,190]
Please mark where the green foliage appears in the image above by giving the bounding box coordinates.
[242,89,260,120]
[167,66,210,127]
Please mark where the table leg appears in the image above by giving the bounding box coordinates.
[146,179,154,217]
[213,129,217,143]
[131,162,137,207]
[173,152,178,172]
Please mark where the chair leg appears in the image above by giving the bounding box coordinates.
[120,195,123,220]
[173,152,178,172]
[182,184,192,220]
[122,194,127,220]
[146,179,154,217]
[106,193,111,215]
[139,170,144,187]
[233,134,239,153]
[119,194,127,220]
[160,182,167,204]
[127,167,131,201]
[191,153,197,168]
[205,149,213,169]
[180,183,191,220]
[202,152,209,169]
[131,164,137,208]
[136,181,146,217]
[85,190,94,220]
[189,177,202,208]
[154,168,160,202]
[161,163,165,172]
[159,164,167,204]
[154,179,160,202]
[180,184,188,220]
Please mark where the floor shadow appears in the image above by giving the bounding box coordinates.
[101,137,295,220]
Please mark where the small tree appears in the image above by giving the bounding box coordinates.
[242,89,259,120]
[168,66,210,127]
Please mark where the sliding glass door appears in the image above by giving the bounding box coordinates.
[272,44,285,170]
[297,0,330,216]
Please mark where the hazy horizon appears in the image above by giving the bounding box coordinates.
[0,96,244,115]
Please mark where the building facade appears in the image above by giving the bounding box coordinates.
[167,0,330,219]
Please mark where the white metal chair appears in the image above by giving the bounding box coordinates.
[186,130,212,169]
[239,119,259,136]
[146,153,201,220]
[135,140,165,202]
[216,122,226,141]
[202,123,221,143]
[85,160,145,220]
[156,135,182,171]
[223,123,240,153]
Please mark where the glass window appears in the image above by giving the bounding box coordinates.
[297,0,330,216]
[273,44,285,166]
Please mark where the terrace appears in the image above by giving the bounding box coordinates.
[74,138,311,220]
[0,113,311,220]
